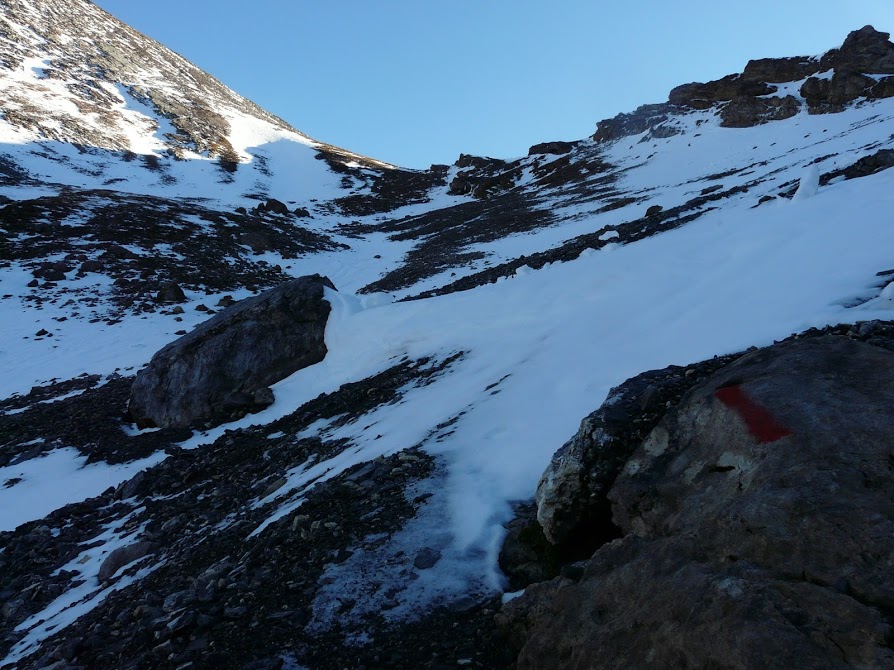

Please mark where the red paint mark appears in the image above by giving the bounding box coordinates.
[714,385,792,444]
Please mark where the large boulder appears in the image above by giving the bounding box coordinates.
[129,275,335,428]
[501,336,894,668]
[97,541,157,583]
[535,354,739,545]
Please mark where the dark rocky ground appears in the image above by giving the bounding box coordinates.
[5,319,893,669]
[0,188,343,320]
[0,352,520,669]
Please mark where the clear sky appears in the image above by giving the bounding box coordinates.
[92,1,894,169]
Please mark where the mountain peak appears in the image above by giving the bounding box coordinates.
[0,0,389,169]
[833,24,894,71]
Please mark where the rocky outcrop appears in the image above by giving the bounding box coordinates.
[128,275,335,428]
[801,69,878,112]
[502,334,894,668]
[592,103,678,143]
[668,76,776,108]
[720,94,800,128]
[797,26,894,113]
[527,141,576,156]
[821,148,894,185]
[823,25,894,74]
[741,56,821,83]
[448,154,518,198]
[592,25,894,140]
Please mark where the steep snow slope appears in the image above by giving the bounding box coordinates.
[3,10,894,668]
[0,0,391,165]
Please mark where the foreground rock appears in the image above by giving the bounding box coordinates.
[129,275,335,428]
[501,335,894,668]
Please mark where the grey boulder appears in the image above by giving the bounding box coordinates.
[502,336,894,668]
[97,541,157,583]
[129,275,335,428]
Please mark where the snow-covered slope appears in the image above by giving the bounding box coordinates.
[3,8,894,668]
[0,0,395,168]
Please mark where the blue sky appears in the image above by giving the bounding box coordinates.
[94,1,894,169]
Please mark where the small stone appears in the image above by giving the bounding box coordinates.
[97,541,156,582]
[224,606,247,619]
[156,282,186,304]
[261,477,287,497]
[332,549,353,564]
[413,547,441,570]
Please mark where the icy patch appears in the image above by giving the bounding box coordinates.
[307,472,497,632]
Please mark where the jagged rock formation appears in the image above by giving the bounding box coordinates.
[594,25,894,140]
[354,27,894,296]
[500,332,894,668]
[128,275,335,428]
